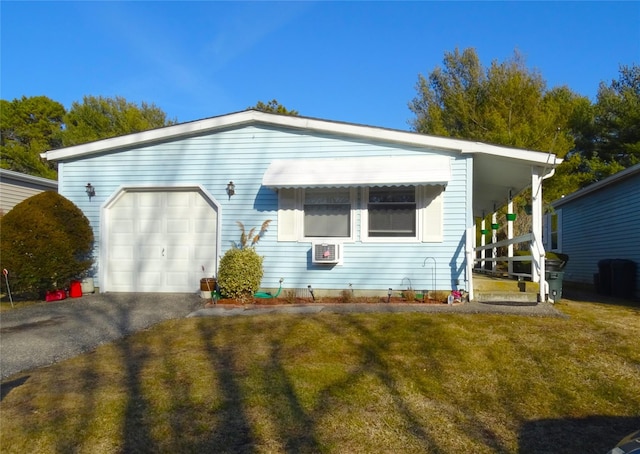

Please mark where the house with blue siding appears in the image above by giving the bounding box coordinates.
[41,110,561,300]
[547,163,640,299]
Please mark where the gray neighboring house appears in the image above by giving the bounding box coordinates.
[0,169,58,215]
[548,163,640,299]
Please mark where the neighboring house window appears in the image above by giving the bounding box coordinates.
[550,214,559,250]
[544,210,562,251]
[303,188,351,238]
[367,186,416,237]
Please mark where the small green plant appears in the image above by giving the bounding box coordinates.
[217,220,271,302]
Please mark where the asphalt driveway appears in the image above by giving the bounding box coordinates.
[1,293,563,382]
[0,293,203,381]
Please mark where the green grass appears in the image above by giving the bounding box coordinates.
[1,299,639,453]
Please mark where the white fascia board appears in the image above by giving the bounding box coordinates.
[460,142,563,168]
[41,110,260,161]
[41,109,562,169]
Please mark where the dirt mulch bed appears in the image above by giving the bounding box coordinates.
[205,296,450,307]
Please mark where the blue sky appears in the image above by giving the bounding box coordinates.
[2,1,639,131]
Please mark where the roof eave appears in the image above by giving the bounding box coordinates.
[40,110,561,168]
[552,162,640,207]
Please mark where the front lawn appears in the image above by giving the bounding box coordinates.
[1,299,638,453]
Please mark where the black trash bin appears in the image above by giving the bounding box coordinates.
[598,259,614,295]
[610,259,636,299]
[546,270,564,303]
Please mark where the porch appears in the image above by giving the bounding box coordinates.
[466,155,559,303]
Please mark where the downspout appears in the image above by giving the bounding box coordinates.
[532,161,561,303]
[531,166,546,302]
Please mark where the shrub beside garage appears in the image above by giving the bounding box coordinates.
[0,191,94,297]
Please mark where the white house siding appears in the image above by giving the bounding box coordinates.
[58,124,470,294]
[552,168,639,298]
[0,169,57,214]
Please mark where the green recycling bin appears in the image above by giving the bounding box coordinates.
[545,270,564,303]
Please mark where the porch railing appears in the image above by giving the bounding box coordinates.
[473,233,535,279]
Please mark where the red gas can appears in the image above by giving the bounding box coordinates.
[69,280,82,298]
[45,289,67,302]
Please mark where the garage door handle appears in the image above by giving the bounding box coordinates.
[162,248,165,256]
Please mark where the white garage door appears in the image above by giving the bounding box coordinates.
[106,189,218,292]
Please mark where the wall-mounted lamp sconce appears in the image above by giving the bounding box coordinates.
[86,183,96,200]
[226,181,235,198]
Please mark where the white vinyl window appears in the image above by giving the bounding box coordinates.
[303,188,351,238]
[277,185,444,243]
[367,186,416,237]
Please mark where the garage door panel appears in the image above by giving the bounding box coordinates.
[106,189,218,293]
[192,203,216,217]
[138,192,162,207]
[139,245,164,260]
[165,245,190,260]
[194,246,216,261]
[110,272,134,288]
[111,193,134,210]
[138,219,163,234]
[111,220,134,234]
[138,270,162,283]
[166,191,192,205]
[167,219,190,234]
[194,219,216,233]
[110,245,135,261]
[166,270,190,287]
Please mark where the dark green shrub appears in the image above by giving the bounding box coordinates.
[0,191,94,295]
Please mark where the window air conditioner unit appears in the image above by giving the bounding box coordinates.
[312,242,342,265]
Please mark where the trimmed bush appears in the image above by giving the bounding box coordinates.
[217,248,264,301]
[0,191,94,295]
[217,220,271,302]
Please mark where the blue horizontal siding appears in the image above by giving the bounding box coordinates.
[59,125,471,293]
[558,173,640,297]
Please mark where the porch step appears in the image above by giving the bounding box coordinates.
[472,272,540,304]
[474,291,538,304]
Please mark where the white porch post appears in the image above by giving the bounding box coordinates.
[507,192,514,275]
[531,167,546,302]
[491,211,497,272]
[466,225,474,301]
[480,217,486,270]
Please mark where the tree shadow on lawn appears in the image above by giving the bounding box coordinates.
[519,415,640,454]
[0,375,29,401]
